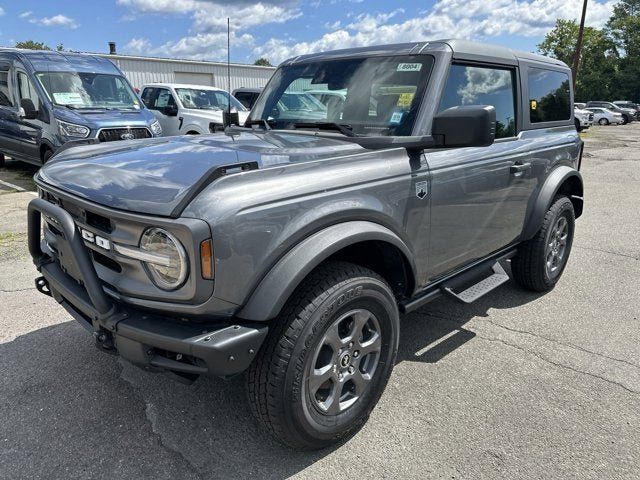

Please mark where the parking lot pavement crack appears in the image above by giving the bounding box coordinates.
[475,333,640,395]
[573,245,640,260]
[416,310,640,394]
[478,318,640,370]
[117,360,204,479]
[423,310,640,370]
[0,287,36,293]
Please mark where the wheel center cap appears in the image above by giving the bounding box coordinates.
[340,353,351,368]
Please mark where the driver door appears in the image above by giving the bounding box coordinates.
[427,63,535,279]
[142,87,179,135]
[16,68,44,161]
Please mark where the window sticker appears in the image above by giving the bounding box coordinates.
[53,92,84,105]
[397,63,422,72]
[530,99,538,110]
[390,111,404,125]
[397,93,414,107]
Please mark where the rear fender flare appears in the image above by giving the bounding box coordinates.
[236,221,415,321]
[522,166,583,240]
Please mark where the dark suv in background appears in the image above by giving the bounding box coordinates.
[0,49,161,167]
[613,101,640,119]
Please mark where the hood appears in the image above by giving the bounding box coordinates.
[37,131,364,217]
[53,106,156,130]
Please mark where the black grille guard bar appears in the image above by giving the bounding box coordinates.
[28,197,115,317]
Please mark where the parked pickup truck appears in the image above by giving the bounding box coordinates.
[28,39,583,450]
[140,83,249,136]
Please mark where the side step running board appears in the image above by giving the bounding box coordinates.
[441,262,510,304]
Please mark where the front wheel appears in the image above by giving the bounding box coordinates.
[598,118,609,125]
[246,261,399,450]
[512,196,575,292]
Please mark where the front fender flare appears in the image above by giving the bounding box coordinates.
[522,166,583,240]
[236,221,415,321]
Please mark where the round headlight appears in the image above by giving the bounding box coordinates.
[140,228,188,290]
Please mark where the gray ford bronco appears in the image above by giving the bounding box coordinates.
[28,39,583,449]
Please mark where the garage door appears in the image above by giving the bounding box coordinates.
[174,72,214,86]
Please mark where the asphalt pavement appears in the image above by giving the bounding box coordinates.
[0,124,638,479]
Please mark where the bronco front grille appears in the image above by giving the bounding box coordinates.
[98,127,151,142]
[588,113,594,121]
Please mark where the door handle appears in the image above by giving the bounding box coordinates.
[510,162,531,175]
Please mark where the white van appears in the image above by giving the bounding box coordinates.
[140,83,249,136]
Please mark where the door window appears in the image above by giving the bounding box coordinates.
[0,65,14,107]
[439,64,516,139]
[17,71,40,110]
[154,89,176,109]
[528,68,571,123]
[140,87,157,108]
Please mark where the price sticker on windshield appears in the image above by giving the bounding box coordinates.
[397,63,422,72]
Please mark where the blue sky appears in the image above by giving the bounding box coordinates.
[0,0,617,65]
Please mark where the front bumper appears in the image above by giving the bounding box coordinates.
[28,198,267,381]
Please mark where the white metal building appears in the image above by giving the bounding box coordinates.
[94,52,275,92]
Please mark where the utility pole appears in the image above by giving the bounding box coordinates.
[571,0,588,90]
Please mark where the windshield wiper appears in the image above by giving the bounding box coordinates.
[290,122,356,137]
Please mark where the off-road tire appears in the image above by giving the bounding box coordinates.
[246,261,399,450]
[512,196,575,292]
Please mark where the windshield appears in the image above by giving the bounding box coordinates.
[36,72,140,110]
[250,55,434,136]
[175,88,246,111]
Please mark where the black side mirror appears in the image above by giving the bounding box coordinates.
[432,105,496,148]
[20,98,38,120]
[223,110,240,127]
[164,104,178,116]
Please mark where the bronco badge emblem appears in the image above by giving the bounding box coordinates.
[415,181,428,199]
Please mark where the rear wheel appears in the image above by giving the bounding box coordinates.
[512,196,575,292]
[246,261,399,450]
[621,115,629,125]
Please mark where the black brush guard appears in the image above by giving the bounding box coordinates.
[28,197,267,380]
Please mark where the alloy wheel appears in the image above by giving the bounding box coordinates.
[546,216,569,279]
[308,309,381,415]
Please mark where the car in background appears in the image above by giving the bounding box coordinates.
[584,107,623,125]
[141,83,250,136]
[574,107,593,131]
[0,48,161,167]
[575,102,586,109]
[586,101,635,124]
[232,87,262,110]
[613,101,640,119]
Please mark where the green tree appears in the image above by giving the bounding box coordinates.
[538,19,618,102]
[254,57,272,67]
[14,40,51,51]
[607,0,640,101]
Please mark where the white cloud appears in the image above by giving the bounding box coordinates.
[18,11,32,19]
[0,7,5,16]
[119,0,300,59]
[255,0,617,63]
[124,37,153,54]
[30,14,79,29]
